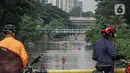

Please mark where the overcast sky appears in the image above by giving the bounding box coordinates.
[80,0,97,13]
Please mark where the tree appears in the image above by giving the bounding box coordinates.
[94,0,123,25]
[0,0,36,28]
[0,0,43,39]
[42,4,69,25]
[18,15,43,43]
[0,0,44,45]
[122,0,130,25]
[0,0,70,44]
[82,11,94,17]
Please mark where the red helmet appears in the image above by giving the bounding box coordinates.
[101,26,116,39]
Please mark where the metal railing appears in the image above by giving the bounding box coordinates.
[37,28,90,33]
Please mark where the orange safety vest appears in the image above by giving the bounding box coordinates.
[0,36,28,68]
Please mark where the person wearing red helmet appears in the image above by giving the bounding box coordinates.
[101,26,116,40]
[92,25,116,73]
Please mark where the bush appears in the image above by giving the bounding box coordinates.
[85,25,101,44]
[115,39,130,59]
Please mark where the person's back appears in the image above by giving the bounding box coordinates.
[92,25,116,73]
[93,38,116,65]
[0,37,26,56]
[0,24,28,73]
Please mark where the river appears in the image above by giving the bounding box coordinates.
[27,34,95,70]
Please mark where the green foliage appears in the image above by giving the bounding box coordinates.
[85,24,106,44]
[0,0,70,44]
[115,39,130,59]
[85,28,99,44]
[122,0,130,25]
[44,19,64,29]
[115,25,130,59]
[95,0,130,26]
[0,0,43,42]
[42,4,69,25]
[18,15,42,43]
[116,25,130,39]
[40,4,70,39]
[0,0,35,28]
[82,11,94,17]
[114,26,130,59]
[95,0,124,25]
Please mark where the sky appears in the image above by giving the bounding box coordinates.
[79,0,97,13]
[47,0,97,13]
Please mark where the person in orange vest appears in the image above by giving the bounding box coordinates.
[0,24,28,73]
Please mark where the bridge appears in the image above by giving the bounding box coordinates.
[38,17,95,34]
[38,28,90,33]
[69,17,96,29]
[69,17,96,24]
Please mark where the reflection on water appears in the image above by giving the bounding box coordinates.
[28,37,95,69]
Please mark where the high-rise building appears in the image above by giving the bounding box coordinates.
[78,1,83,10]
[48,0,52,4]
[51,0,60,8]
[56,0,60,7]
[69,0,78,11]
[52,0,56,6]
[65,0,79,12]
[73,0,78,8]
[78,1,83,17]
[47,0,80,13]
[50,0,69,12]
[59,0,63,9]
[65,0,70,12]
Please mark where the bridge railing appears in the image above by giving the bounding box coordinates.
[37,28,90,33]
